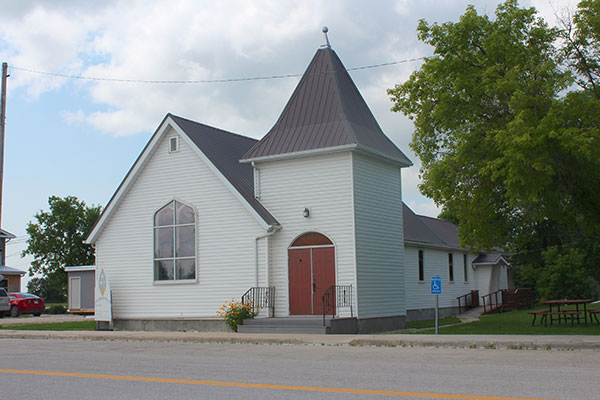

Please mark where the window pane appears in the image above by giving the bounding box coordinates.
[176,259,195,280]
[418,250,424,281]
[155,202,174,226]
[175,202,194,224]
[155,260,174,280]
[176,226,195,257]
[155,227,174,258]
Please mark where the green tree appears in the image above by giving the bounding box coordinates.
[388,0,600,298]
[27,276,66,303]
[22,196,101,299]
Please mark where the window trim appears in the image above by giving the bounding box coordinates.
[153,199,198,284]
[168,136,179,153]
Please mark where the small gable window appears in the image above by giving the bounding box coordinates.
[169,136,179,153]
[154,200,196,281]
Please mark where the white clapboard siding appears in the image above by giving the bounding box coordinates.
[352,153,405,318]
[404,246,476,310]
[95,127,265,319]
[257,152,355,317]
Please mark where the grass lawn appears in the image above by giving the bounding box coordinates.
[0,320,96,331]
[405,316,461,329]
[407,303,600,335]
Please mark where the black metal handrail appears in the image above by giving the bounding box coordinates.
[241,286,275,318]
[457,290,479,314]
[322,284,353,326]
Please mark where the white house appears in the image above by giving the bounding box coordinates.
[0,229,25,292]
[87,42,508,333]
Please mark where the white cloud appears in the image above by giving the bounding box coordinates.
[1,0,555,220]
[61,109,85,125]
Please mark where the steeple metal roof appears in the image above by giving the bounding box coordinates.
[241,47,411,165]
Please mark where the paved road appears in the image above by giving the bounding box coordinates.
[0,339,596,399]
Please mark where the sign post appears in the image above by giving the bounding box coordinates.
[430,276,442,335]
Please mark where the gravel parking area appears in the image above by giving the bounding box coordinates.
[0,313,90,325]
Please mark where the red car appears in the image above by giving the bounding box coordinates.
[8,292,45,317]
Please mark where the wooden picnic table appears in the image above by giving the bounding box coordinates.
[541,299,594,325]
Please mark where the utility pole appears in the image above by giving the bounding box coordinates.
[0,62,7,230]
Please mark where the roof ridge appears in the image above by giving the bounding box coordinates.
[326,49,359,144]
[169,113,258,142]
[417,213,448,222]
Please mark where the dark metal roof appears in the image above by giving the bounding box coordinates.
[403,204,466,250]
[0,229,16,239]
[402,204,445,246]
[241,47,411,165]
[169,114,279,226]
[472,253,508,264]
[417,214,461,248]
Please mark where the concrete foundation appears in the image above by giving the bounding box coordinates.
[405,306,459,323]
[107,319,229,332]
[356,315,405,334]
[328,317,358,334]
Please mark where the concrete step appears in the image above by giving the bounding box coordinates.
[242,317,329,327]
[237,324,327,334]
[238,317,329,334]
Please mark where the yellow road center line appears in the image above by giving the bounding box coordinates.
[0,369,552,400]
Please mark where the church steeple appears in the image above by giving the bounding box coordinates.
[241,32,411,166]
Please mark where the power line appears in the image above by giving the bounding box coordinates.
[9,57,425,85]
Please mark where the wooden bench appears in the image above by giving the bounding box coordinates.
[528,311,547,326]
[529,311,582,327]
[589,309,600,326]
[544,311,582,326]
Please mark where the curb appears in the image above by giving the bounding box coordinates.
[346,338,600,350]
[1,330,599,350]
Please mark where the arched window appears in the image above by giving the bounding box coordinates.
[154,200,196,281]
[291,232,333,247]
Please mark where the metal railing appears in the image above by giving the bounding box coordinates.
[481,289,503,314]
[241,286,275,318]
[457,290,479,314]
[322,284,353,326]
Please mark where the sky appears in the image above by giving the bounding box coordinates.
[0,0,571,284]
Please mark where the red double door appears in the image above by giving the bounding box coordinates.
[288,247,335,315]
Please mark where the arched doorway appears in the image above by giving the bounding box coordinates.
[288,232,335,315]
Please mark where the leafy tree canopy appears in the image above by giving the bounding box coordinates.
[22,195,101,298]
[389,0,600,298]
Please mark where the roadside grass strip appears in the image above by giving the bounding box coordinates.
[0,369,552,400]
[0,320,96,331]
[406,304,600,335]
[405,317,461,329]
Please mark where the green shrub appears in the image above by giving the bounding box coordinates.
[44,304,67,314]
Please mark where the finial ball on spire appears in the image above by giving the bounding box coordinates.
[321,26,331,48]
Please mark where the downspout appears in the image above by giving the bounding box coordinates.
[254,225,281,287]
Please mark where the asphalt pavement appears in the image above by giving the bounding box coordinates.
[2,338,598,400]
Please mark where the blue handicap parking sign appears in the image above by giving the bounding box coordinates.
[431,276,442,294]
